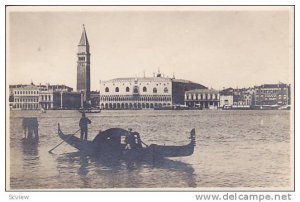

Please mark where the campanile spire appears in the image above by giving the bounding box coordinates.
[77,25,91,103]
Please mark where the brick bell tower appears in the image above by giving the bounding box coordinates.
[77,24,91,103]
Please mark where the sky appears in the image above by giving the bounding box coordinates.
[7,6,294,90]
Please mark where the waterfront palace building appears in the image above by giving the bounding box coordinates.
[99,74,172,109]
[99,72,206,109]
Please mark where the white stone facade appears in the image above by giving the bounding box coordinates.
[39,89,54,109]
[99,77,172,109]
[13,86,40,110]
[219,95,234,107]
[184,89,219,109]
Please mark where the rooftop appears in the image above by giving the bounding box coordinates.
[185,88,219,94]
[172,79,199,84]
[257,84,290,88]
[102,77,172,83]
[78,25,89,46]
[101,77,206,85]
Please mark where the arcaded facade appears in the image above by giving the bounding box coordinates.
[99,77,172,109]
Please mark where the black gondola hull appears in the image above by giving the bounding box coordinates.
[57,124,195,158]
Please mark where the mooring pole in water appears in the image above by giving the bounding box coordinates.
[22,117,39,143]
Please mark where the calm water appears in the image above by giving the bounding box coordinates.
[9,110,292,190]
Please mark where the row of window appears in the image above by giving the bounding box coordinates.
[105,87,169,93]
[255,95,287,98]
[101,102,171,109]
[14,96,55,102]
[40,103,53,109]
[40,95,52,101]
[100,96,172,102]
[14,90,38,95]
[186,94,219,100]
[235,100,252,105]
[258,101,288,105]
[14,103,39,109]
[105,82,170,86]
[14,98,39,103]
[256,89,288,94]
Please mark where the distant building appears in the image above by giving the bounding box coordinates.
[77,25,91,102]
[219,88,234,108]
[90,91,100,108]
[12,85,40,110]
[172,79,207,105]
[38,84,73,92]
[99,72,206,109]
[10,83,82,110]
[219,87,254,108]
[38,84,73,109]
[53,91,83,109]
[184,89,219,109]
[241,93,252,106]
[219,95,234,108]
[39,88,54,109]
[99,75,172,109]
[9,84,36,104]
[253,83,290,106]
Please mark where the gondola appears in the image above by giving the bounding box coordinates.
[57,123,196,159]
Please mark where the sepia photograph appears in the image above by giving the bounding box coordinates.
[5,6,294,191]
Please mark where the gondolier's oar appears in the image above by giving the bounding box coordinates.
[140,140,149,147]
[48,129,81,153]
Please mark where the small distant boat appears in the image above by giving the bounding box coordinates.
[78,108,101,113]
[172,105,190,110]
[40,107,46,113]
[153,106,173,110]
[253,105,281,110]
[57,123,196,158]
[278,105,291,110]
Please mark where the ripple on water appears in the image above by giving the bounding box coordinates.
[8,110,292,190]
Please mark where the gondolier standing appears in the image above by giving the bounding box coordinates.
[79,112,92,141]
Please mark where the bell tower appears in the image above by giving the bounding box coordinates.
[77,24,91,103]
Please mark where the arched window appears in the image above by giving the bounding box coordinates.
[153,88,157,93]
[115,87,119,92]
[105,87,109,92]
[133,86,139,94]
[143,87,147,92]
[126,87,130,92]
[164,87,168,93]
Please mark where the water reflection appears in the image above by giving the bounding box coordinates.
[56,152,196,188]
[10,110,291,189]
[22,141,39,156]
[21,117,40,166]
[22,117,39,143]
[78,154,89,176]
